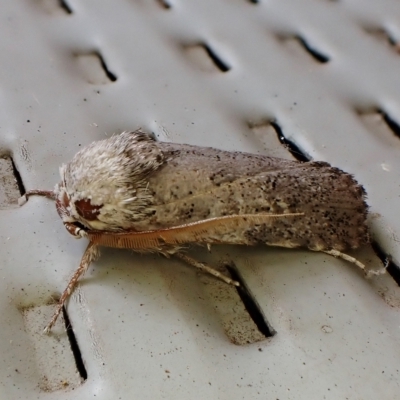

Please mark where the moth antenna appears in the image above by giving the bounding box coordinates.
[88,213,305,250]
[174,252,240,287]
[323,249,387,277]
[19,189,56,205]
[44,242,100,334]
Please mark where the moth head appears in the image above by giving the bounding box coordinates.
[54,131,166,234]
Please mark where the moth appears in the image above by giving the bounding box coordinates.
[21,130,382,333]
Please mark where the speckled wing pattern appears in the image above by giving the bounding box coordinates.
[146,140,369,252]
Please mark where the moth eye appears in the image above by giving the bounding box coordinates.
[72,221,86,230]
[74,198,103,221]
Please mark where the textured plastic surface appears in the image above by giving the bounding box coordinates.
[1,0,400,399]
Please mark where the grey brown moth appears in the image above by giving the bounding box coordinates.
[20,130,381,332]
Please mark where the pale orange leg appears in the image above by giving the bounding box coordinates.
[324,249,387,277]
[174,252,240,287]
[44,242,100,334]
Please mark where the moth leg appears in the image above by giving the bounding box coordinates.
[174,252,240,287]
[324,249,387,277]
[44,242,100,334]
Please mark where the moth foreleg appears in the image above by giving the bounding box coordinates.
[174,252,240,287]
[44,242,100,334]
[324,249,387,277]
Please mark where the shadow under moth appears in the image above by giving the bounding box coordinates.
[20,130,385,333]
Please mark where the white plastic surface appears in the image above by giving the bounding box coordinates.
[1,0,400,399]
